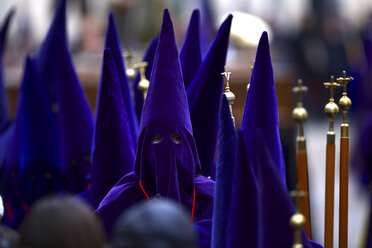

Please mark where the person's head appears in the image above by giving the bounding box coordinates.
[18,197,105,248]
[111,199,197,248]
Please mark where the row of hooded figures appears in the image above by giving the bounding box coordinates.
[0,0,360,247]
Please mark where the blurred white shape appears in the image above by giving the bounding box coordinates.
[0,195,4,220]
[218,11,273,47]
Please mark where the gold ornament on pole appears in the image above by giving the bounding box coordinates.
[221,66,235,126]
[124,51,136,81]
[336,70,353,248]
[290,189,306,248]
[292,79,311,238]
[323,75,340,248]
[135,61,149,101]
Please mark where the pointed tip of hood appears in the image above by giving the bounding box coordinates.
[0,7,15,55]
[140,9,192,133]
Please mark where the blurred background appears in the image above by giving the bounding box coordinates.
[1,0,372,247]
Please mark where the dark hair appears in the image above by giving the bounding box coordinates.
[18,197,105,248]
[111,199,197,248]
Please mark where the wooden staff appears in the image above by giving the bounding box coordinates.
[323,76,340,248]
[337,71,353,248]
[292,79,312,238]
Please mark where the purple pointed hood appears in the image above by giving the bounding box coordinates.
[133,37,158,121]
[226,130,258,247]
[19,57,61,205]
[211,95,236,248]
[91,49,135,208]
[187,15,232,179]
[36,0,66,105]
[255,131,313,247]
[0,8,15,131]
[241,31,286,185]
[180,9,202,90]
[135,9,200,202]
[53,32,93,194]
[104,13,138,147]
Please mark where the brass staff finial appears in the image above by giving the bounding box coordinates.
[290,189,307,248]
[337,70,353,138]
[221,66,235,125]
[292,79,308,151]
[124,51,136,81]
[135,61,149,101]
[324,76,340,143]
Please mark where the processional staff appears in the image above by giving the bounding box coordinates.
[124,51,136,81]
[135,61,149,101]
[221,66,235,126]
[323,76,340,248]
[292,79,311,238]
[290,189,307,248]
[337,71,353,248]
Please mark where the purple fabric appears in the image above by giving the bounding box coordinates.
[2,118,21,227]
[192,219,212,248]
[187,15,232,179]
[132,37,158,121]
[0,8,15,55]
[104,13,138,147]
[96,10,214,235]
[0,8,15,131]
[226,131,258,248]
[36,0,66,106]
[255,131,313,248]
[0,123,14,169]
[180,9,202,90]
[211,95,236,248]
[53,32,93,194]
[91,49,135,208]
[241,31,286,185]
[19,57,61,205]
[0,8,15,175]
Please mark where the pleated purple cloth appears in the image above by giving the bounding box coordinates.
[180,9,202,90]
[187,14,232,179]
[90,48,135,208]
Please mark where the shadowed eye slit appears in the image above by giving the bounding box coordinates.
[152,134,163,144]
[171,134,182,144]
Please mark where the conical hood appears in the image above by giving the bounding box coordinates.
[180,9,202,90]
[54,32,93,194]
[19,57,61,205]
[133,37,158,121]
[241,31,286,185]
[187,15,232,178]
[104,13,138,147]
[255,131,312,247]
[91,48,135,208]
[226,130,258,247]
[0,8,15,56]
[211,95,236,248]
[139,10,192,133]
[36,0,66,105]
[0,8,15,131]
[134,10,200,206]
